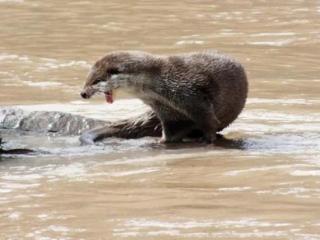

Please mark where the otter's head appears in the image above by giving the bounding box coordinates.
[80,51,160,104]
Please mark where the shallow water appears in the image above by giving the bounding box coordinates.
[1,0,320,239]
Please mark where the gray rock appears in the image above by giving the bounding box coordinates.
[0,107,106,136]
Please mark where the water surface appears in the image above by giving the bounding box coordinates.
[0,0,320,239]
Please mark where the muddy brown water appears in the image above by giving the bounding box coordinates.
[1,0,320,239]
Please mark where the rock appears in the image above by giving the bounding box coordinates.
[0,107,107,136]
[0,107,109,155]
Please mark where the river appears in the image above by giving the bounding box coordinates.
[0,0,320,239]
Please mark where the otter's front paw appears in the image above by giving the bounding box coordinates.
[159,135,176,144]
[159,136,168,144]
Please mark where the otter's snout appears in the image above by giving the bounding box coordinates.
[80,91,89,99]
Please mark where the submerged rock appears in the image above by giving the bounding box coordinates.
[0,107,106,136]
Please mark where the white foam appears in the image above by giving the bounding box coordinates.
[251,32,296,37]
[21,80,63,88]
[225,165,300,176]
[94,167,160,177]
[37,60,90,70]
[176,40,204,45]
[8,211,21,220]
[290,170,320,177]
[123,218,291,229]
[241,110,320,122]
[1,174,42,181]
[47,225,70,232]
[248,39,294,46]
[113,217,292,238]
[0,0,23,2]
[44,163,87,178]
[0,53,30,62]
[247,98,315,105]
[0,188,12,193]
[218,186,252,192]
[256,187,316,198]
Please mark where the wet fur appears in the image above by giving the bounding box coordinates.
[80,50,248,144]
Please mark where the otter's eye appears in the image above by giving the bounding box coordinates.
[94,78,105,84]
[107,68,120,75]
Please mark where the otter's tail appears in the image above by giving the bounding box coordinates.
[80,110,162,144]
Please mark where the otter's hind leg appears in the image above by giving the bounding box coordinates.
[160,120,195,143]
[80,110,161,144]
[173,99,220,143]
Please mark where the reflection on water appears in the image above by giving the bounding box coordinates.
[0,0,320,239]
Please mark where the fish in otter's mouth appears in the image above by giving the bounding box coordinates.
[104,91,113,104]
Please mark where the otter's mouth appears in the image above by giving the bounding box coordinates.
[104,91,113,104]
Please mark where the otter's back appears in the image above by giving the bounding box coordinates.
[177,52,248,130]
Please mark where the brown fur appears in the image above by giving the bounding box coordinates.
[80,50,248,144]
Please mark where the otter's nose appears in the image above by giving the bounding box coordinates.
[80,91,89,99]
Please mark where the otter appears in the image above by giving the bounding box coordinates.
[80,50,248,144]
